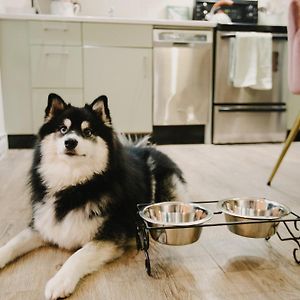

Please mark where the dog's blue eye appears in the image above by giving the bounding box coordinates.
[60,126,68,134]
[83,128,92,137]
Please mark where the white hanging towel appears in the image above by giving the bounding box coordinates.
[229,32,272,90]
[251,32,273,90]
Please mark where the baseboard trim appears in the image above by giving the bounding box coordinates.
[8,135,37,149]
[152,125,205,145]
[9,129,295,148]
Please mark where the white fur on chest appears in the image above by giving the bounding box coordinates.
[38,133,109,191]
[33,197,104,250]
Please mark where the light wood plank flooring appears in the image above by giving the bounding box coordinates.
[0,143,300,300]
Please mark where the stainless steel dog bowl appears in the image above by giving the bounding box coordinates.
[218,197,290,238]
[139,202,213,245]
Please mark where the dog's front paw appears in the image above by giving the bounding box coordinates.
[45,273,77,300]
[0,247,11,269]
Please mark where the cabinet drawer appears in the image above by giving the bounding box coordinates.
[32,89,84,133]
[30,45,82,88]
[83,23,152,48]
[29,21,81,45]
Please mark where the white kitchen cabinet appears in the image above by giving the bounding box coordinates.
[0,20,153,137]
[29,20,83,134]
[0,20,32,134]
[83,23,152,48]
[84,46,152,133]
[32,88,84,133]
[30,45,83,88]
[83,23,153,133]
[29,21,81,46]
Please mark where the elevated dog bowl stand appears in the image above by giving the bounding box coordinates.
[136,200,300,276]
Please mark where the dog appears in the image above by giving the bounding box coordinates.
[0,93,187,299]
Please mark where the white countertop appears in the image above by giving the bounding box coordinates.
[0,13,216,28]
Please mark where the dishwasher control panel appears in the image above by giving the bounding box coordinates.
[153,29,213,45]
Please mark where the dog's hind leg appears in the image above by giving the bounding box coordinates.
[45,240,123,300]
[0,227,45,269]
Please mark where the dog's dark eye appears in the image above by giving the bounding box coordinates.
[83,128,92,137]
[60,126,68,134]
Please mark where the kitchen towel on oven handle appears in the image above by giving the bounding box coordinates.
[229,32,272,90]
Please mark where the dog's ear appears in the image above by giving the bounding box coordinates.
[45,93,67,121]
[90,95,112,126]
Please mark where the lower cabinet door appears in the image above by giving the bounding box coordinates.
[84,46,152,133]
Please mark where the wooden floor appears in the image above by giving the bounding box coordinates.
[0,143,300,300]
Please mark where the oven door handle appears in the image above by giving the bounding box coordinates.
[218,106,286,113]
[220,33,288,41]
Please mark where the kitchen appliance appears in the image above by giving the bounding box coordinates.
[153,29,213,144]
[193,0,258,24]
[213,24,288,144]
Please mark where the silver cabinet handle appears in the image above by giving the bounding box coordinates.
[43,26,69,32]
[44,51,69,56]
[143,56,148,79]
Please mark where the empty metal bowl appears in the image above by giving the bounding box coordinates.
[218,197,290,238]
[139,202,212,245]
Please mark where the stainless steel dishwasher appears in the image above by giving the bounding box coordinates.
[153,29,213,130]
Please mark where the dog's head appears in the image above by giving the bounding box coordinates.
[37,93,114,189]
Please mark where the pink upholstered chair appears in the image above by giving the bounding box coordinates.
[267,0,300,185]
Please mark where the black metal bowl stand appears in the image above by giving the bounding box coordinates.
[136,200,300,276]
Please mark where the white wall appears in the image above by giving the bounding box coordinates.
[77,0,287,22]
[0,69,8,158]
[78,0,194,19]
[0,0,193,18]
[258,0,288,26]
[0,0,288,24]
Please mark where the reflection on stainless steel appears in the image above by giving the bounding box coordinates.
[218,197,290,238]
[213,29,287,144]
[213,104,287,144]
[153,29,212,126]
[139,202,212,245]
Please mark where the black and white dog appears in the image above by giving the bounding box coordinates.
[0,93,187,299]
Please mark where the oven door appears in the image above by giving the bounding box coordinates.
[214,31,286,104]
[213,104,287,144]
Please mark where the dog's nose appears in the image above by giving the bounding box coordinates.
[64,139,78,150]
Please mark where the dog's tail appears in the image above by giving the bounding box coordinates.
[118,133,153,148]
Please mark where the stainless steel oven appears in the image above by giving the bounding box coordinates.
[213,24,288,144]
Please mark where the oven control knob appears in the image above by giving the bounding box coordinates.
[247,5,254,11]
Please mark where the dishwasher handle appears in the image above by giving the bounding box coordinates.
[153,29,213,45]
[172,42,192,47]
